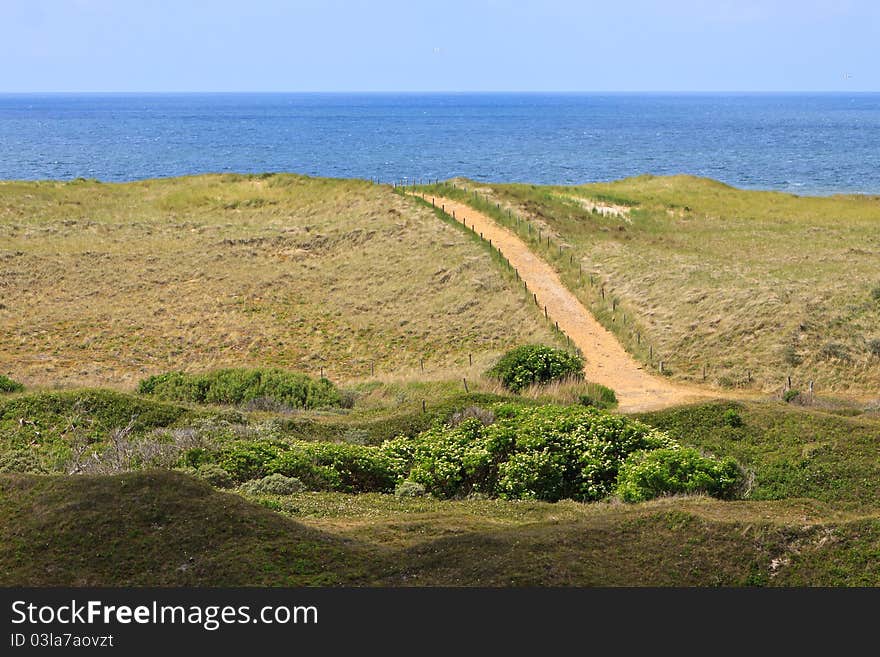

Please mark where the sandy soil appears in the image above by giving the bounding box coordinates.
[416,193,718,412]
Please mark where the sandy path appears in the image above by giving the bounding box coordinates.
[415,193,715,412]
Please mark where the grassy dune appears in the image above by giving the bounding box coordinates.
[0,174,558,389]
[419,176,880,398]
[4,470,880,586]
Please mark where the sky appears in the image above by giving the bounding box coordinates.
[1,0,877,92]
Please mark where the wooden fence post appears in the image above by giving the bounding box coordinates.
[463,378,469,393]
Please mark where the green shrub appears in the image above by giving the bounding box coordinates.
[0,375,24,394]
[486,345,584,393]
[868,339,880,357]
[872,285,880,302]
[383,403,673,501]
[240,473,305,496]
[578,383,618,410]
[273,442,395,493]
[214,440,286,482]
[491,404,671,501]
[783,389,801,404]
[383,418,493,498]
[722,408,743,428]
[394,480,427,498]
[138,368,343,409]
[191,463,234,488]
[616,447,742,502]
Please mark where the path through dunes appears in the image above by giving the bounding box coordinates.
[413,193,715,412]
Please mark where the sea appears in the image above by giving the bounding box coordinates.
[1,92,879,195]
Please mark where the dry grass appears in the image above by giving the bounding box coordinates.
[426,176,880,397]
[0,174,559,389]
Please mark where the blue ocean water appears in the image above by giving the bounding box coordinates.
[1,92,879,194]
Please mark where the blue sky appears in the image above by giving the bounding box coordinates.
[2,0,877,92]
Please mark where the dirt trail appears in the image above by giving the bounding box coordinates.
[415,193,717,412]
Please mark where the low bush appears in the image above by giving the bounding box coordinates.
[240,473,305,496]
[383,418,492,498]
[783,389,801,404]
[267,441,395,493]
[486,345,583,393]
[722,408,743,428]
[383,403,679,502]
[0,375,24,394]
[211,440,286,483]
[195,438,396,493]
[190,463,234,488]
[138,368,343,409]
[615,447,742,502]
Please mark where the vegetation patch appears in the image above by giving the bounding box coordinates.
[0,375,23,394]
[616,447,742,502]
[486,344,583,393]
[240,473,306,496]
[637,400,880,509]
[138,368,344,410]
[383,403,737,502]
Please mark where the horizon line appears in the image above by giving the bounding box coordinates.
[1,89,877,95]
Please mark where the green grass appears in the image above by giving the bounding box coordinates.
[638,401,880,511]
[415,176,880,397]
